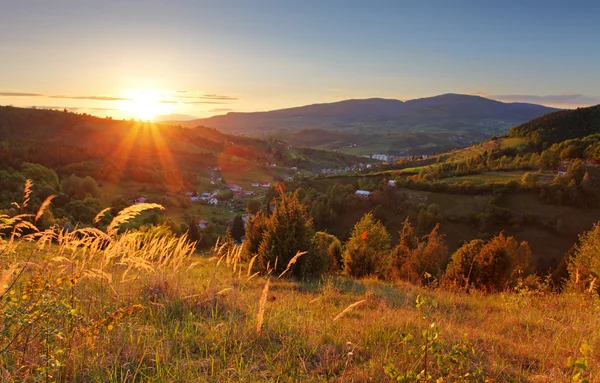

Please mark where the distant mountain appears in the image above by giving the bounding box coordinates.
[173,94,558,135]
[508,104,600,144]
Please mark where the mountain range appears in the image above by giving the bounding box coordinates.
[167,94,558,156]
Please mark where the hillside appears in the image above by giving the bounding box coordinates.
[169,94,558,155]
[509,104,600,145]
[0,106,363,239]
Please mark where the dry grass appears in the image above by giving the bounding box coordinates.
[1,182,599,382]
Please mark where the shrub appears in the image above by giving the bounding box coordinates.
[567,222,600,293]
[342,212,391,278]
[391,223,449,285]
[256,192,314,277]
[445,233,532,292]
[304,231,342,276]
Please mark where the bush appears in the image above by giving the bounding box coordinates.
[256,192,314,277]
[304,231,342,276]
[445,233,532,292]
[342,212,391,278]
[390,223,449,285]
[567,221,600,293]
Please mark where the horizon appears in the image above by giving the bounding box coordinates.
[2,0,599,121]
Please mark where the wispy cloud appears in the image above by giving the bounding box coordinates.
[184,101,230,105]
[0,92,44,97]
[475,92,600,108]
[1,89,239,103]
[173,93,238,101]
[1,91,131,101]
[209,108,234,113]
[49,95,130,101]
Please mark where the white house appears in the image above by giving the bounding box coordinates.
[228,184,242,193]
[190,195,199,202]
[198,220,209,229]
[251,182,260,187]
[388,180,396,187]
[208,197,219,205]
[201,192,212,200]
[260,182,271,188]
[134,195,148,204]
[355,190,371,197]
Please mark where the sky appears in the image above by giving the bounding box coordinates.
[1,0,599,120]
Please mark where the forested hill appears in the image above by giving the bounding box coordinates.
[508,104,600,145]
[0,106,360,182]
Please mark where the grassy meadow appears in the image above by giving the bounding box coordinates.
[1,202,599,382]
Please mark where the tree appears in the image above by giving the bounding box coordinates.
[245,199,262,215]
[445,239,486,289]
[231,215,245,242]
[305,231,342,276]
[257,192,314,277]
[521,172,538,188]
[243,210,267,258]
[445,233,532,292]
[540,150,560,170]
[187,217,201,245]
[389,217,419,279]
[568,222,600,293]
[391,223,448,285]
[342,212,391,278]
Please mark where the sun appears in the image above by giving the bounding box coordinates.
[120,90,172,121]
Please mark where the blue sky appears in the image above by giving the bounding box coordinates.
[1,0,599,119]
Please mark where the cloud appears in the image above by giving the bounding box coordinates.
[184,101,230,105]
[0,92,44,97]
[208,108,234,113]
[49,95,131,101]
[474,92,600,108]
[1,91,131,101]
[172,92,238,101]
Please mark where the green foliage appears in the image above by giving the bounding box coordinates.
[540,150,561,170]
[231,215,245,242]
[63,196,102,224]
[445,233,532,292]
[304,231,342,276]
[256,192,314,277]
[245,198,262,214]
[520,171,538,188]
[509,104,600,145]
[342,212,391,278]
[390,223,449,285]
[384,295,486,382]
[243,210,267,258]
[568,222,600,293]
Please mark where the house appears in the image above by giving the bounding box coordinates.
[260,182,271,188]
[251,182,260,187]
[245,191,255,197]
[185,191,193,196]
[208,197,218,205]
[190,195,199,202]
[134,195,148,204]
[388,180,396,187]
[355,190,371,197]
[197,219,209,229]
[201,192,212,200]
[556,166,568,176]
[228,184,242,193]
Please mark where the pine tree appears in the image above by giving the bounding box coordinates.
[231,215,245,242]
[257,192,314,277]
[342,212,391,278]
